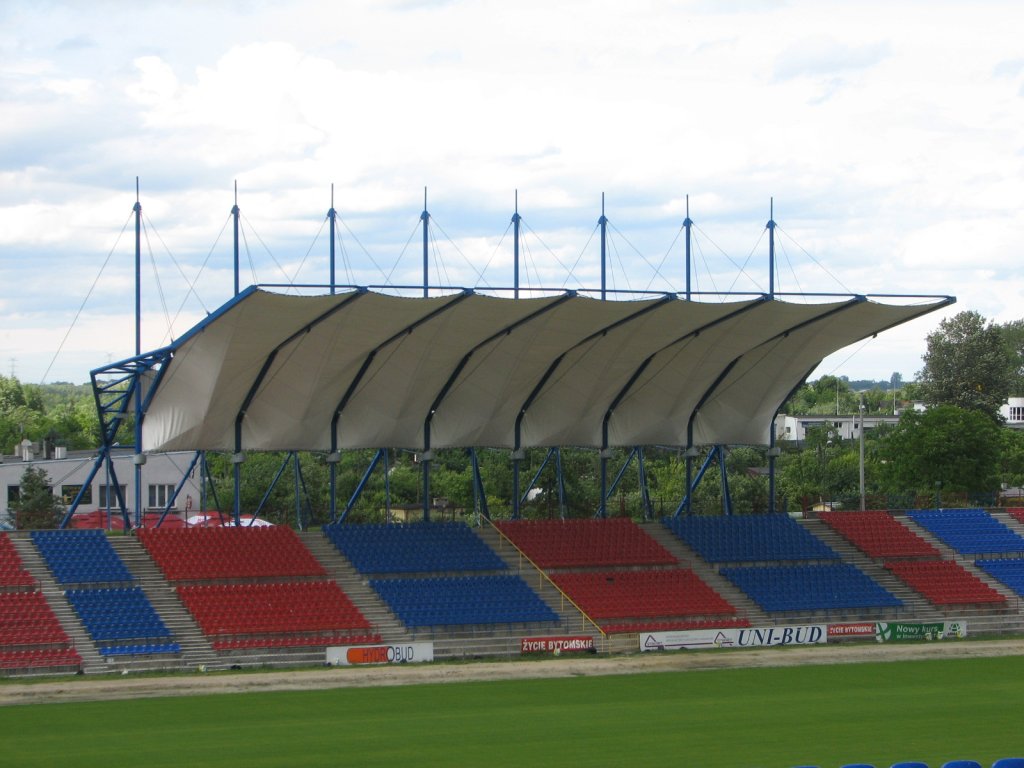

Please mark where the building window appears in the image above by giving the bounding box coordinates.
[61,484,92,505]
[98,484,127,508]
[148,484,176,509]
[1010,406,1024,422]
[7,486,19,504]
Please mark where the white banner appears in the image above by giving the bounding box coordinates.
[641,624,827,652]
[326,642,435,666]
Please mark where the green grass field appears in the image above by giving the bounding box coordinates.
[1,655,1021,768]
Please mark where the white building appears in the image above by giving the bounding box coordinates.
[0,445,202,528]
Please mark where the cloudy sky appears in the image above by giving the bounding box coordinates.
[2,0,1022,386]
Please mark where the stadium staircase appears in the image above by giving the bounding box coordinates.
[297,531,408,645]
[106,537,220,673]
[807,514,1024,635]
[7,532,102,672]
[473,523,611,656]
[640,520,769,628]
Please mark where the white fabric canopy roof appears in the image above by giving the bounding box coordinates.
[140,288,949,453]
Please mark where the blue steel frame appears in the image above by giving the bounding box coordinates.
[81,190,955,530]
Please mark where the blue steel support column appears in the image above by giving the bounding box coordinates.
[328,184,337,295]
[293,452,301,529]
[328,444,338,522]
[340,448,385,523]
[512,450,522,519]
[719,446,733,515]
[637,448,653,519]
[421,451,432,522]
[555,448,567,520]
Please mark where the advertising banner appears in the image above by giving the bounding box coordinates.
[641,624,827,652]
[326,642,435,666]
[521,636,595,654]
[875,621,967,642]
[828,623,877,639]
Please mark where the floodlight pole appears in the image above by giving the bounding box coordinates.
[421,187,430,298]
[232,181,240,298]
[512,190,521,300]
[766,199,778,512]
[511,192,523,516]
[329,184,337,295]
[684,194,692,302]
[598,194,609,516]
[767,198,776,299]
[231,182,242,524]
[133,179,144,528]
[683,199,694,503]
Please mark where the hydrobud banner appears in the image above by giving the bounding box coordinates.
[874,621,967,642]
[640,624,827,652]
[326,642,435,666]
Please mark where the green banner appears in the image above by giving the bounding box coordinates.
[875,621,967,642]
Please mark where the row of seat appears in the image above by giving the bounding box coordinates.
[0,648,82,670]
[210,633,382,650]
[98,643,181,657]
[549,568,737,621]
[495,518,677,568]
[138,526,326,581]
[0,591,70,647]
[664,514,838,563]
[66,587,173,642]
[324,521,507,574]
[31,530,134,585]
[721,564,903,612]
[601,618,752,634]
[819,511,940,559]
[370,575,559,628]
[884,561,1006,605]
[974,557,1024,597]
[908,509,1024,554]
[0,534,35,587]
[177,581,372,636]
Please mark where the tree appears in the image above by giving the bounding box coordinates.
[10,466,64,530]
[918,311,1012,420]
[878,405,1001,496]
[997,319,1024,396]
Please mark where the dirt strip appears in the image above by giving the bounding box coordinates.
[2,638,1023,707]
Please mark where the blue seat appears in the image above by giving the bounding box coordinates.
[941,762,982,768]
[841,764,876,768]
[992,760,1024,768]
[890,762,929,768]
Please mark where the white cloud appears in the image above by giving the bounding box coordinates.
[0,0,1022,387]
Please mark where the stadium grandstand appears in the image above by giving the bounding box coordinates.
[12,193,1024,679]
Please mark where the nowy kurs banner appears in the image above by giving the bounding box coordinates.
[874,621,967,642]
